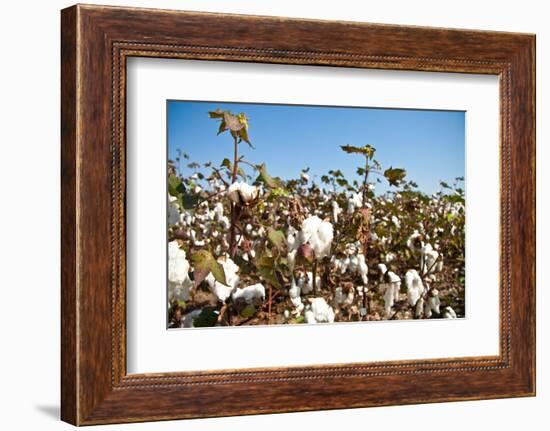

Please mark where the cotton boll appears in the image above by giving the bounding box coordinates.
[332,257,343,273]
[391,215,400,229]
[298,272,321,294]
[232,283,265,304]
[205,257,240,302]
[182,213,193,226]
[289,277,301,299]
[182,309,203,328]
[332,201,342,223]
[305,298,335,323]
[289,278,304,313]
[415,296,425,318]
[300,216,334,260]
[377,263,388,282]
[227,182,258,205]
[219,216,230,230]
[443,306,458,319]
[168,241,193,301]
[168,195,181,225]
[407,230,423,252]
[213,202,224,221]
[341,257,350,274]
[357,254,369,285]
[428,289,441,314]
[405,269,424,306]
[384,283,396,314]
[421,243,441,275]
[304,309,317,324]
[301,172,310,181]
[168,241,190,285]
[349,255,359,272]
[347,192,363,215]
[287,249,297,272]
[334,286,354,307]
[287,226,300,252]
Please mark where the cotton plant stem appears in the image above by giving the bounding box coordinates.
[229,135,239,258]
[268,286,273,319]
[362,286,369,318]
[362,159,370,256]
[312,260,318,295]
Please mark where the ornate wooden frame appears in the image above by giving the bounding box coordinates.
[61,4,536,425]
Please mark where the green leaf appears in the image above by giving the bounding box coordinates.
[220,158,232,170]
[270,187,290,198]
[191,250,228,288]
[255,163,283,189]
[180,193,199,210]
[255,252,282,288]
[294,316,305,324]
[341,144,376,159]
[208,109,225,119]
[240,304,256,318]
[383,167,407,187]
[238,126,253,148]
[267,228,286,250]
[210,260,227,287]
[217,120,227,135]
[336,178,349,187]
[168,174,185,197]
[192,307,219,327]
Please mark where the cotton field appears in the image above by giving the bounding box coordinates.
[167,109,465,328]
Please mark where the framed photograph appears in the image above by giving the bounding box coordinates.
[61,4,535,425]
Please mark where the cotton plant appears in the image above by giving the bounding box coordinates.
[166,111,465,327]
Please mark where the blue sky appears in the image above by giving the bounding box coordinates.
[167,100,464,195]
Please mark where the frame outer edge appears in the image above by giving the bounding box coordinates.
[60,4,79,426]
[60,4,536,424]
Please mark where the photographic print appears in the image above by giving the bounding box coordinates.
[167,101,465,329]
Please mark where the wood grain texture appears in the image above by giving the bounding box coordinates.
[60,4,536,425]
